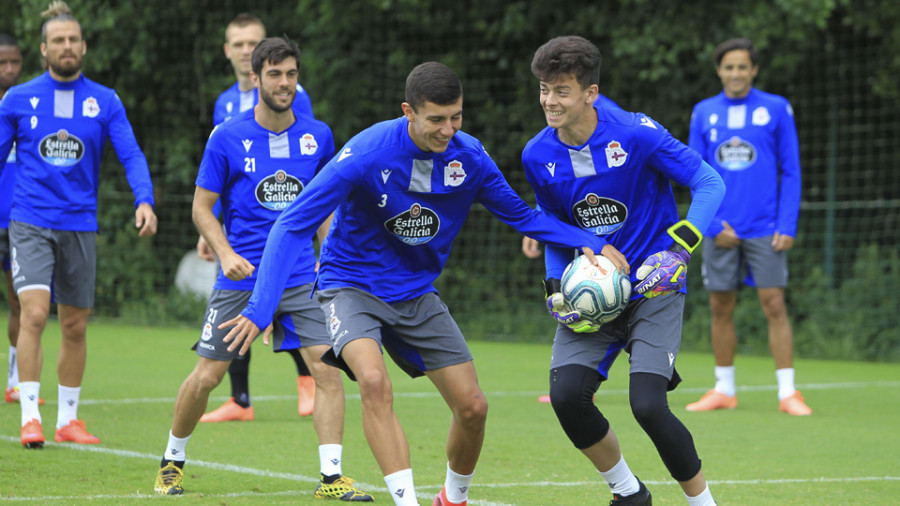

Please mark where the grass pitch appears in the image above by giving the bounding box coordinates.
[1,317,898,504]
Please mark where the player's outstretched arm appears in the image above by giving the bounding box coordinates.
[135,202,158,237]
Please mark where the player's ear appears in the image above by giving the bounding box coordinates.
[585,84,599,103]
[250,71,259,88]
[81,40,87,56]
[401,102,415,121]
[40,42,47,58]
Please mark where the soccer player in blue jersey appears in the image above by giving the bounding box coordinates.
[0,1,157,449]
[153,37,373,501]
[522,36,723,505]
[220,61,609,506]
[199,12,318,424]
[685,38,810,416]
[0,32,27,405]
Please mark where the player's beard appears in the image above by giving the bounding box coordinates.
[47,52,83,79]
[259,86,294,113]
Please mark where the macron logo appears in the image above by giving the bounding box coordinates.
[668,352,675,366]
[394,488,405,498]
[242,139,253,152]
[545,162,556,177]
[30,97,40,109]
[338,148,353,162]
[381,169,392,183]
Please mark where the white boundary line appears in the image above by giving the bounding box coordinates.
[3,380,899,503]
[63,380,900,406]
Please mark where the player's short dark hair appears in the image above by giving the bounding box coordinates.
[251,36,301,76]
[531,35,601,91]
[226,12,265,40]
[714,38,758,67]
[404,62,463,111]
[0,33,18,47]
[41,1,80,43]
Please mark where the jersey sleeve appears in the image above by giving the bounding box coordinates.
[476,149,607,256]
[194,131,228,194]
[241,157,355,329]
[0,93,17,172]
[107,94,155,207]
[775,101,802,237]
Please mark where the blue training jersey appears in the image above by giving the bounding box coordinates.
[0,93,14,228]
[0,72,154,231]
[241,117,608,329]
[522,102,724,296]
[195,108,334,291]
[689,88,801,239]
[214,82,314,125]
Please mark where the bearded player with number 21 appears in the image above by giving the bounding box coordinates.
[522,36,725,505]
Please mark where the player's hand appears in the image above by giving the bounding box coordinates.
[522,236,542,259]
[634,247,690,298]
[219,252,255,281]
[772,231,794,252]
[634,220,702,299]
[600,244,630,275]
[196,235,217,262]
[715,220,740,248]
[544,278,601,334]
[220,315,273,355]
[135,203,158,237]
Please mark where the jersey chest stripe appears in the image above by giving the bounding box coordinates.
[569,145,596,178]
[409,159,433,192]
[269,132,290,159]
[54,90,74,118]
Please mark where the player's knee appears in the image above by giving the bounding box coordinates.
[454,393,488,430]
[356,368,393,405]
[550,366,609,449]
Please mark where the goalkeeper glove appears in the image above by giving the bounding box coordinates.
[635,220,702,299]
[544,278,601,334]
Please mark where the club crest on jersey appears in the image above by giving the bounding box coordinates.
[752,106,771,126]
[201,323,213,341]
[82,97,100,118]
[571,193,627,235]
[715,136,757,171]
[39,129,84,166]
[256,170,303,211]
[444,160,466,187]
[300,133,318,155]
[605,141,628,168]
[385,203,440,245]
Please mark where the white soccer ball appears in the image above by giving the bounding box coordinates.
[560,255,631,326]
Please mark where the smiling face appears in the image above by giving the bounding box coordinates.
[252,56,298,113]
[402,98,462,153]
[41,19,85,81]
[539,73,598,145]
[717,48,758,98]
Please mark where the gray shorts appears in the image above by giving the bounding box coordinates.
[317,287,472,380]
[0,228,9,271]
[194,283,329,361]
[9,220,96,307]
[550,293,684,389]
[701,235,788,290]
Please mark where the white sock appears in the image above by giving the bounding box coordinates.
[686,485,716,505]
[713,366,736,397]
[319,444,343,477]
[7,346,17,390]
[384,468,418,506]
[443,462,474,504]
[19,381,41,426]
[164,431,190,463]
[57,385,81,429]
[599,455,640,496]
[775,368,796,400]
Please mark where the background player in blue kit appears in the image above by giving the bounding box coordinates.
[220,61,610,506]
[154,37,372,501]
[0,1,157,449]
[0,32,29,405]
[199,12,318,424]
[685,38,810,416]
[522,36,723,505]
